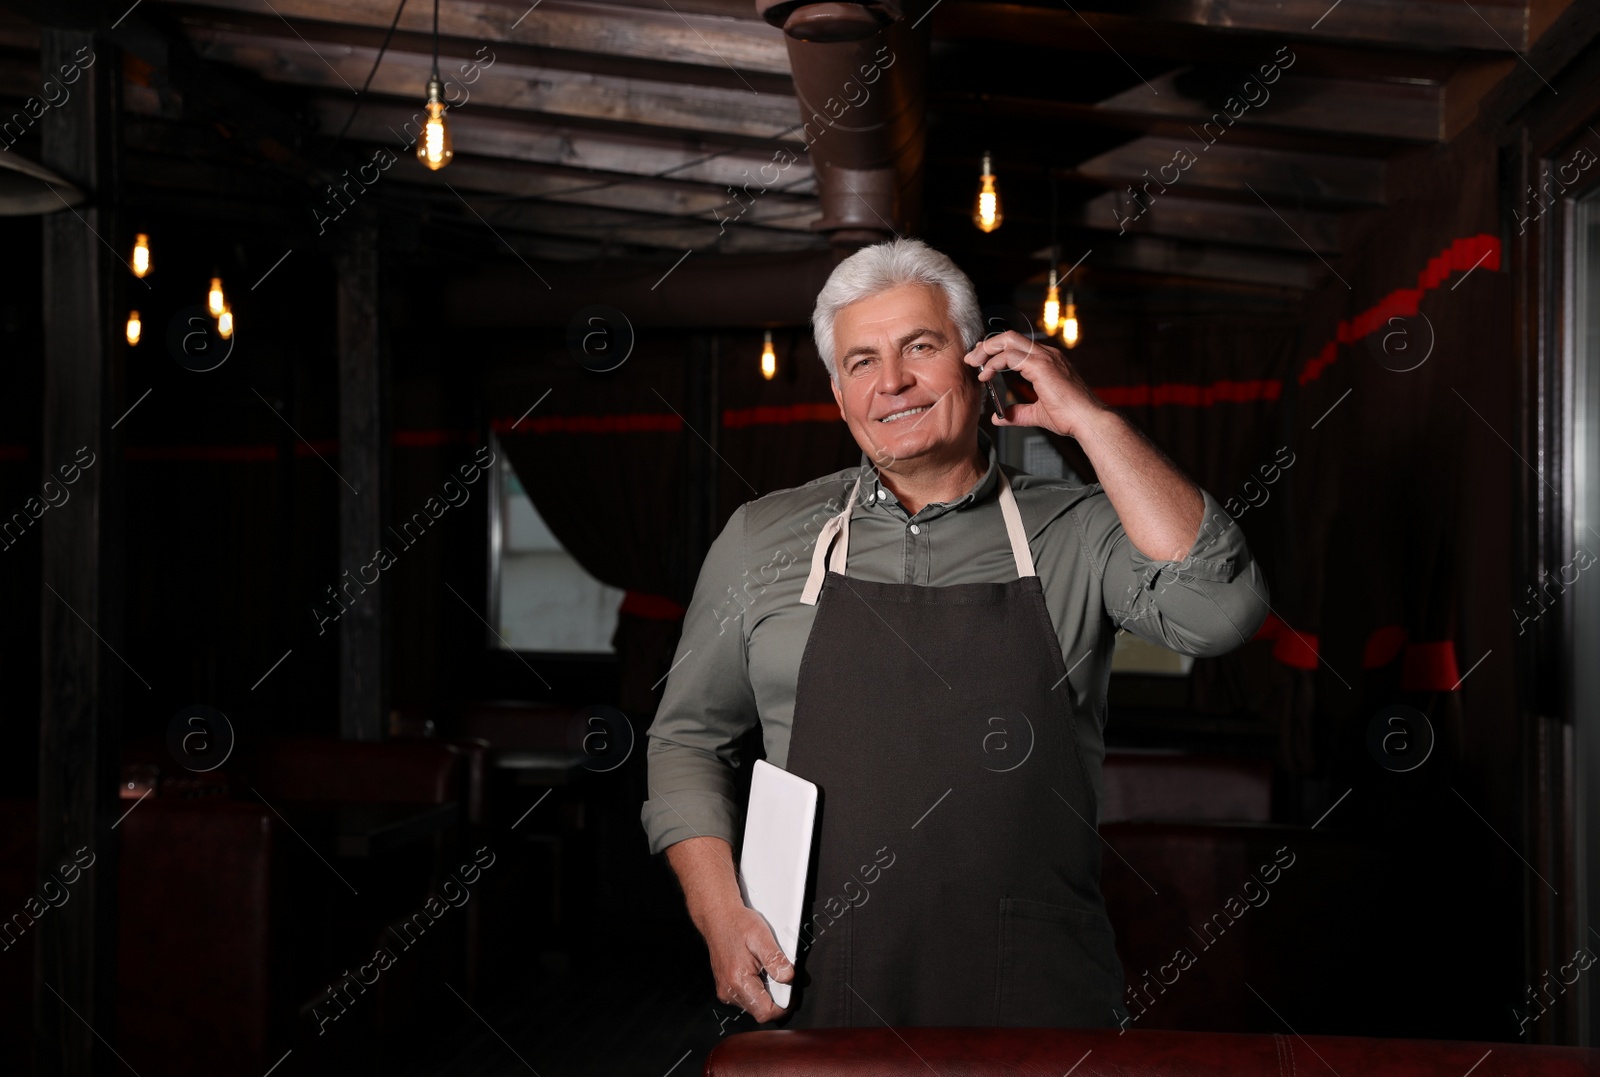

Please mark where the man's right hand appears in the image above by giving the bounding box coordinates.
[664,835,794,1024]
[705,904,793,1023]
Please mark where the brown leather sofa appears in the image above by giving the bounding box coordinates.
[116,799,277,1075]
[1100,751,1273,824]
[706,1027,1600,1076]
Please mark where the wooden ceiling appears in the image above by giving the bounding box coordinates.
[0,0,1582,299]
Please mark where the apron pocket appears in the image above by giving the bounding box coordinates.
[994,897,1122,1028]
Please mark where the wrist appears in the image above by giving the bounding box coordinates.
[1068,401,1119,443]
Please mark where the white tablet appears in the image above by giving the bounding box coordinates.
[737,759,818,1008]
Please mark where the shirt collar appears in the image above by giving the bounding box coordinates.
[856,428,1001,518]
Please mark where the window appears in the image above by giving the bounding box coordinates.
[1022,433,1066,479]
[488,435,624,652]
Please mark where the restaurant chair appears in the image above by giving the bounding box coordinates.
[115,799,278,1077]
[1100,750,1273,824]
[242,737,472,1045]
[429,701,597,983]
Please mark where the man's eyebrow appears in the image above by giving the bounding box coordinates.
[895,327,944,351]
[839,326,946,365]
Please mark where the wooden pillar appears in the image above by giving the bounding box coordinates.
[36,28,123,1077]
[336,221,388,740]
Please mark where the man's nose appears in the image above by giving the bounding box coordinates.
[874,352,912,395]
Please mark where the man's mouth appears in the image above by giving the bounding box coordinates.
[878,405,931,424]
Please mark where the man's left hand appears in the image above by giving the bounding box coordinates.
[963,330,1107,439]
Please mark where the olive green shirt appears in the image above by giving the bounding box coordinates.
[640,430,1270,855]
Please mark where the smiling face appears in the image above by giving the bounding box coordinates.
[829,282,983,476]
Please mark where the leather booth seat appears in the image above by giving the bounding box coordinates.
[706,1027,1600,1076]
[117,800,276,1075]
[1100,752,1272,823]
[0,799,277,1075]
[247,736,464,805]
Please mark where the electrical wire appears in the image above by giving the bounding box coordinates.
[334,0,411,146]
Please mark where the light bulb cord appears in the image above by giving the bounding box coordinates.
[431,0,440,80]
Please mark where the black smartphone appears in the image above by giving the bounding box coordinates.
[986,369,1007,419]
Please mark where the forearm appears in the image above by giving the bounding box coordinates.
[1073,407,1203,561]
[665,835,744,936]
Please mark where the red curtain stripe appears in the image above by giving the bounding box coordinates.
[1400,641,1462,693]
[620,591,688,620]
[722,403,839,429]
[1361,625,1410,669]
[1299,234,1501,386]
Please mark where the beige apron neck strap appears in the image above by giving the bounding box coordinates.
[800,474,864,606]
[799,468,1033,605]
[997,469,1035,578]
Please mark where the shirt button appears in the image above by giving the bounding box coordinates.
[910,524,920,534]
[876,489,886,500]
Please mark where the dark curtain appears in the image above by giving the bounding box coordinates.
[1285,126,1511,803]
[715,329,859,529]
[1039,126,1514,810]
[1046,304,1308,767]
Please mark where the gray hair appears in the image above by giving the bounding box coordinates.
[811,238,983,383]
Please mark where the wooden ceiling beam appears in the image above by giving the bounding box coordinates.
[1092,67,1443,143]
[1084,234,1322,290]
[161,0,791,75]
[5,0,334,182]
[398,156,818,232]
[184,24,800,140]
[1068,136,1384,207]
[125,107,822,239]
[1025,0,1533,52]
[936,93,1407,156]
[165,5,792,93]
[317,99,815,191]
[1072,190,1342,253]
[434,194,826,253]
[933,2,1495,80]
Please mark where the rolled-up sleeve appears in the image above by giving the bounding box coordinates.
[1076,485,1271,657]
[640,504,760,855]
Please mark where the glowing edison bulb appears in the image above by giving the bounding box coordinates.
[208,277,226,318]
[218,305,234,340]
[418,77,453,171]
[1041,270,1061,335]
[126,311,142,346]
[1061,291,1080,349]
[973,151,1001,233]
[760,330,777,380]
[131,234,151,278]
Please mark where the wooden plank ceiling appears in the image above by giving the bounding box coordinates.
[0,0,1567,293]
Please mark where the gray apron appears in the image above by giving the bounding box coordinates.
[779,468,1124,1028]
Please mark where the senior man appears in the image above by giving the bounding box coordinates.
[641,238,1270,1030]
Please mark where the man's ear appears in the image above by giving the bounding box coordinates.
[831,377,845,420]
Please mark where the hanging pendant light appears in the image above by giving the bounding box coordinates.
[760,330,777,380]
[1061,289,1080,349]
[131,233,151,278]
[217,304,235,340]
[1042,185,1060,336]
[208,276,226,319]
[125,311,142,346]
[973,151,1001,233]
[1041,268,1061,335]
[418,0,453,171]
